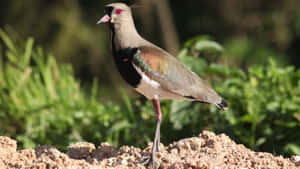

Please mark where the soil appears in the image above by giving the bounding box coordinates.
[1,131,299,169]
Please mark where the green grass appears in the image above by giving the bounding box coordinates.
[0,29,299,156]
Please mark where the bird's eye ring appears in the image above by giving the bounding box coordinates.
[115,9,122,15]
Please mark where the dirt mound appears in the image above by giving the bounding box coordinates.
[1,131,299,169]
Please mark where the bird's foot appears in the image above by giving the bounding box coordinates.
[140,152,160,169]
[140,155,151,166]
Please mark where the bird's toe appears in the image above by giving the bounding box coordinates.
[140,152,160,169]
[140,155,151,166]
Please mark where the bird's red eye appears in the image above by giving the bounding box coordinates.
[115,9,122,15]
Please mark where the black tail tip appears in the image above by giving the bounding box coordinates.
[217,99,228,110]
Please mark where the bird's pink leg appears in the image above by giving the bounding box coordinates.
[152,98,162,123]
[141,98,162,168]
[152,98,162,153]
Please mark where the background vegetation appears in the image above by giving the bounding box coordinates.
[0,0,299,156]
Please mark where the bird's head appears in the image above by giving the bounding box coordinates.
[97,3,132,25]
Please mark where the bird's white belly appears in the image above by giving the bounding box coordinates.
[135,72,184,100]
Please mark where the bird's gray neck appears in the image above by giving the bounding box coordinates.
[112,19,146,50]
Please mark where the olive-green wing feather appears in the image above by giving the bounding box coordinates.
[133,45,223,105]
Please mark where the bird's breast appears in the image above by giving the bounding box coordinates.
[113,48,142,88]
[112,48,161,98]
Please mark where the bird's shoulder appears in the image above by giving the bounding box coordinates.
[132,45,193,92]
[132,45,178,76]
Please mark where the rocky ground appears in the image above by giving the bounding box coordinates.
[1,131,300,169]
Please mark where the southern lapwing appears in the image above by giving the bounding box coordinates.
[97,3,227,168]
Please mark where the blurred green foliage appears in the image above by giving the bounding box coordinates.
[0,30,300,156]
[2,0,300,100]
[176,36,300,155]
[0,29,149,150]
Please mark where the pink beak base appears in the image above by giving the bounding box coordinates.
[97,14,111,24]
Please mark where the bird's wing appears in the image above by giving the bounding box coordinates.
[132,45,222,104]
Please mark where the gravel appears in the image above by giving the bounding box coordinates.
[1,131,299,169]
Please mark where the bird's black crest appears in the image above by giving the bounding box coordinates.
[119,0,135,6]
[106,0,138,7]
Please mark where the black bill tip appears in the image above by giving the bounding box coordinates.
[217,99,228,110]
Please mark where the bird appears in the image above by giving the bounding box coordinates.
[97,2,227,168]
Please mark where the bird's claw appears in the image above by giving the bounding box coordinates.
[140,155,151,165]
[140,153,160,169]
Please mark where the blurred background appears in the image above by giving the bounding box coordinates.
[0,0,300,156]
[1,0,300,99]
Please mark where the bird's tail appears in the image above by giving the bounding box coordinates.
[216,99,228,110]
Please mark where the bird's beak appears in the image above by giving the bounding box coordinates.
[97,14,111,24]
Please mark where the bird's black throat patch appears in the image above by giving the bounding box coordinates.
[113,47,142,88]
[111,29,141,87]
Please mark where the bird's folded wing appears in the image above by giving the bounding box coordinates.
[132,45,222,104]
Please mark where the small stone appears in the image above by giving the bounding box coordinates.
[291,155,300,166]
[0,136,17,156]
[67,142,95,159]
[92,143,116,161]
